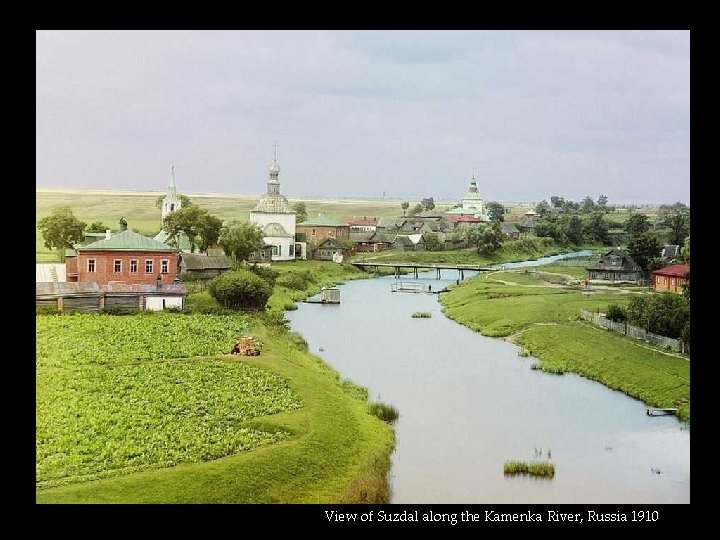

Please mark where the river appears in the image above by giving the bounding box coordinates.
[286,253,690,503]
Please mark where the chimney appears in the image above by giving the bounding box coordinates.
[105,229,112,239]
[119,217,128,232]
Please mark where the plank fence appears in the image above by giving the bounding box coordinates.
[579,310,688,354]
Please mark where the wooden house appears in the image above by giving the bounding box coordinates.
[586,250,642,283]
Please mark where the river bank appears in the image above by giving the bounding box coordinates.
[440,270,690,422]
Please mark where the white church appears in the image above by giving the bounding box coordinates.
[249,151,302,261]
[446,171,488,220]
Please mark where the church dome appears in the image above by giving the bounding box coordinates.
[269,161,280,174]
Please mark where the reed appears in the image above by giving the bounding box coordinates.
[503,460,555,477]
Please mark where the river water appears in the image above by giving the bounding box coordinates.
[286,253,689,503]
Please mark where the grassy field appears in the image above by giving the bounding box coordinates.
[440,272,690,421]
[36,310,395,503]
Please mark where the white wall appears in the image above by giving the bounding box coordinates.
[145,296,184,311]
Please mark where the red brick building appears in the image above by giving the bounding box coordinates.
[67,229,180,285]
[651,263,690,294]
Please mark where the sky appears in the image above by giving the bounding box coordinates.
[36,30,690,205]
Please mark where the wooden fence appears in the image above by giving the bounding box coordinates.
[579,310,688,354]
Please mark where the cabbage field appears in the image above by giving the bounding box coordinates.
[36,313,303,489]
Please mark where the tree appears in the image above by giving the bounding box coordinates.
[646,293,690,339]
[86,221,110,233]
[163,205,222,253]
[38,206,87,254]
[580,196,596,214]
[485,201,505,222]
[218,220,265,263]
[582,212,611,245]
[401,201,409,216]
[597,194,608,210]
[667,210,690,245]
[534,200,551,216]
[680,235,690,262]
[535,216,566,244]
[625,214,650,237]
[627,232,662,273]
[550,196,566,209]
[407,203,424,216]
[207,269,272,311]
[626,296,649,329]
[565,215,584,245]
[424,232,443,251]
[466,223,503,256]
[292,202,307,224]
[421,197,435,211]
[605,304,627,322]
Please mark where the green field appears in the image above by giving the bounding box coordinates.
[36,310,395,503]
[440,272,690,421]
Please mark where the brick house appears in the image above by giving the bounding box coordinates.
[296,215,350,245]
[67,228,180,285]
[651,263,690,294]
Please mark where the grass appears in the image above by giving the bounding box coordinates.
[411,311,432,318]
[518,323,690,421]
[503,460,555,477]
[36,313,395,503]
[539,264,592,279]
[440,274,690,422]
[368,402,400,423]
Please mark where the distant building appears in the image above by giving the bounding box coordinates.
[661,245,681,260]
[66,219,180,285]
[500,222,521,239]
[161,165,183,221]
[249,150,297,261]
[349,231,385,253]
[345,216,380,232]
[586,250,642,283]
[652,263,689,294]
[445,172,488,220]
[392,234,426,251]
[296,214,350,244]
[312,237,346,261]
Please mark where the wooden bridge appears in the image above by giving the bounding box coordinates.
[351,261,494,279]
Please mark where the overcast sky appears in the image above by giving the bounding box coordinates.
[36,30,689,205]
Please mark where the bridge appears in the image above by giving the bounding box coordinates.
[351,261,495,279]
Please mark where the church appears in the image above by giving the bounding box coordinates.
[249,151,298,261]
[446,171,488,220]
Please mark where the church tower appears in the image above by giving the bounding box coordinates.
[461,170,484,215]
[162,165,182,221]
[249,146,297,261]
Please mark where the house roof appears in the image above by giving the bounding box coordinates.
[36,282,101,296]
[317,237,344,248]
[298,215,347,227]
[446,214,483,223]
[519,217,537,229]
[345,216,379,226]
[154,230,193,252]
[652,263,690,278]
[377,218,405,228]
[180,253,232,270]
[661,245,680,258]
[77,230,179,252]
[500,223,520,234]
[393,234,425,246]
[586,250,641,272]
[349,232,374,243]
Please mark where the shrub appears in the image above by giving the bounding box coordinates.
[248,264,279,287]
[368,402,399,423]
[605,304,627,322]
[411,312,432,318]
[101,306,139,316]
[277,269,316,291]
[207,269,272,311]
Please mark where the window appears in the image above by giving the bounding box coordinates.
[161,260,169,274]
[289,244,294,256]
[114,259,122,273]
[664,277,668,284]
[87,259,96,273]
[145,260,154,273]
[278,245,282,256]
[130,260,138,273]
[272,246,279,256]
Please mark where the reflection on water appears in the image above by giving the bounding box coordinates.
[286,261,689,504]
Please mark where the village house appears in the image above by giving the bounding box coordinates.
[344,216,380,232]
[349,231,385,253]
[661,244,681,260]
[392,234,426,251]
[585,250,642,283]
[178,253,233,277]
[65,220,180,285]
[651,263,689,294]
[312,237,347,261]
[296,214,350,244]
[500,222,521,239]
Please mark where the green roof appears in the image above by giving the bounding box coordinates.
[154,230,194,252]
[298,215,347,227]
[77,230,179,252]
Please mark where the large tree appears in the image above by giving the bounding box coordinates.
[534,200,551,216]
[627,232,662,273]
[292,202,307,224]
[466,223,503,256]
[86,221,110,233]
[421,197,435,211]
[564,215,584,245]
[162,205,222,253]
[580,196,596,214]
[667,210,690,245]
[218,220,265,263]
[681,235,690,262]
[485,201,505,222]
[38,206,87,254]
[401,201,409,216]
[582,212,610,245]
[625,214,650,237]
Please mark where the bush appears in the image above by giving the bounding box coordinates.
[36,306,60,315]
[368,402,399,423]
[605,304,627,322]
[101,306,140,316]
[248,264,279,287]
[207,269,272,311]
[277,270,315,291]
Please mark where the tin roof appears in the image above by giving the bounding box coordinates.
[77,230,179,252]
